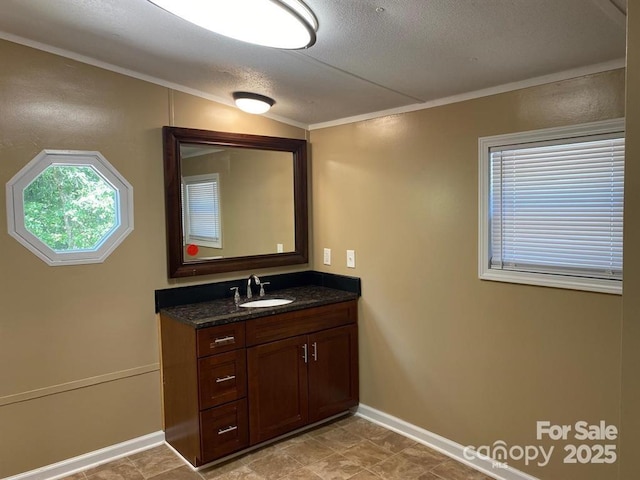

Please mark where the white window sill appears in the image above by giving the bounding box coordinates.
[479,269,622,295]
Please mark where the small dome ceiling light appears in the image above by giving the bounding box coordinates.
[148,0,318,49]
[233,92,275,114]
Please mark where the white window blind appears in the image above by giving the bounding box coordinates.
[489,133,624,281]
[183,174,222,248]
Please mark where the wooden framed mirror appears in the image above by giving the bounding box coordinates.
[162,126,308,277]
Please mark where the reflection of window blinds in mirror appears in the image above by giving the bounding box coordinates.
[184,173,221,248]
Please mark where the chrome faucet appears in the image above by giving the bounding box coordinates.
[246,274,261,299]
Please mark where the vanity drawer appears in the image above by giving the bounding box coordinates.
[199,350,247,410]
[197,322,245,357]
[246,301,357,346]
[200,399,249,463]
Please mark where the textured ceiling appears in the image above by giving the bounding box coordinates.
[0,0,627,128]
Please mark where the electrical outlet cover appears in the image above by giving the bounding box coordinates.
[346,249,355,268]
[323,248,331,265]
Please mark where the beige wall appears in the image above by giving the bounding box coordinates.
[310,69,625,480]
[621,3,639,479]
[0,40,306,477]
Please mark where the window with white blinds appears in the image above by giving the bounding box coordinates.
[479,119,624,294]
[182,174,222,248]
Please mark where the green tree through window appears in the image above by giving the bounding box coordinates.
[23,165,117,252]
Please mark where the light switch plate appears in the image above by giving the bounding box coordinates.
[323,248,331,265]
[277,243,284,253]
[346,250,356,268]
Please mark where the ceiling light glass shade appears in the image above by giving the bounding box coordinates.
[233,92,275,114]
[148,0,317,49]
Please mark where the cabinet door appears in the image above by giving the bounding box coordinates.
[308,325,359,423]
[247,336,309,444]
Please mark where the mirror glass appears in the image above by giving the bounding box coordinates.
[163,126,308,277]
[180,144,295,261]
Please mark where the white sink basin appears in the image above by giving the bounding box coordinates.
[239,298,293,308]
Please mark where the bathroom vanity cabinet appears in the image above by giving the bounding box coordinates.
[159,298,358,467]
[246,301,358,444]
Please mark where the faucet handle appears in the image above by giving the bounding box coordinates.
[259,282,271,297]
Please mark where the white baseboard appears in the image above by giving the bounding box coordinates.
[356,404,539,480]
[4,431,166,480]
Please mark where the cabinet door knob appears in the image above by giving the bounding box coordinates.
[312,342,318,361]
[218,425,238,435]
[215,375,236,383]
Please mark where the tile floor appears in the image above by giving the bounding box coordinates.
[61,416,494,480]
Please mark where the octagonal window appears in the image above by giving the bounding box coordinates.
[6,150,133,265]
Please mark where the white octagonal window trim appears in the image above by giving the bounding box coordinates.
[6,150,134,266]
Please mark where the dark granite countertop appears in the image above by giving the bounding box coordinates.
[159,285,358,329]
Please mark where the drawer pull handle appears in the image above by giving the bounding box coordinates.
[216,375,236,383]
[211,336,235,348]
[302,344,308,364]
[312,342,318,361]
[218,425,238,435]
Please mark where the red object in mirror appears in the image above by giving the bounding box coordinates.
[186,244,199,256]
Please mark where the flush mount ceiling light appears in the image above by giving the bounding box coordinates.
[148,0,318,49]
[233,92,275,114]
